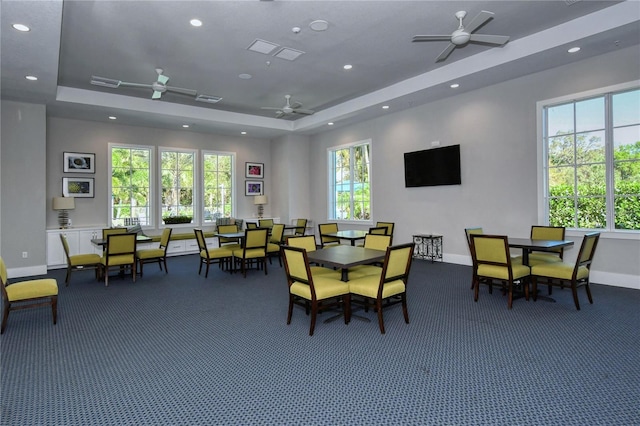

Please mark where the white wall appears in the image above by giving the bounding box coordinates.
[308,46,640,288]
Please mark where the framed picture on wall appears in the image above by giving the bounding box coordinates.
[245,162,264,179]
[245,180,263,196]
[63,177,94,198]
[63,152,95,173]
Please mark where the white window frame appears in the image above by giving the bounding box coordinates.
[201,150,236,224]
[108,142,155,228]
[536,80,640,240]
[158,146,198,227]
[327,139,373,224]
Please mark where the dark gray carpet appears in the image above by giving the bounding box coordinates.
[1,255,638,425]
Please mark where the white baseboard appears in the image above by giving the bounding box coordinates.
[7,265,48,279]
[442,254,638,290]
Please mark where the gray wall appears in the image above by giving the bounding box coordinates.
[308,45,640,289]
[0,101,48,275]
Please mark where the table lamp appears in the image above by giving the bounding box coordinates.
[254,195,268,219]
[52,196,75,228]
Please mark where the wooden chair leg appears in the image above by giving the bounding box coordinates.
[51,295,58,325]
[65,266,72,286]
[1,300,10,334]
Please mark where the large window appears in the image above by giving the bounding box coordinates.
[541,85,639,231]
[109,144,153,226]
[328,140,371,221]
[202,151,234,223]
[160,148,196,224]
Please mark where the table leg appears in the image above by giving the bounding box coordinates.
[341,268,348,282]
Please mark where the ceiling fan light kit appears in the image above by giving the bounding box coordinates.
[261,94,315,118]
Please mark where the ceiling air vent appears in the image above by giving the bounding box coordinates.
[196,94,222,104]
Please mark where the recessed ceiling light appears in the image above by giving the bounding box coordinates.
[190,19,202,27]
[182,124,190,128]
[382,105,389,109]
[241,131,247,135]
[25,75,38,81]
[328,122,334,126]
[450,83,460,88]
[12,24,30,32]
[568,46,581,53]
[343,64,353,70]
[309,20,329,32]
[108,116,117,120]
[238,73,252,80]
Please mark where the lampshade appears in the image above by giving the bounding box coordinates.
[52,196,75,211]
[254,195,268,205]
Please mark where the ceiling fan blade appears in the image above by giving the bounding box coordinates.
[157,74,169,85]
[261,107,283,111]
[275,111,285,118]
[165,86,197,96]
[119,81,153,89]
[412,35,451,42]
[152,91,162,99]
[293,109,314,115]
[465,10,494,34]
[435,43,456,62]
[290,101,302,109]
[469,34,510,45]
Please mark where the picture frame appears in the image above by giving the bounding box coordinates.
[245,162,264,179]
[245,180,264,196]
[63,177,94,198]
[63,152,95,173]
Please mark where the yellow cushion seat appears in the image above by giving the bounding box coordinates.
[348,265,383,279]
[203,247,233,259]
[531,263,590,281]
[348,275,405,299]
[135,248,165,260]
[5,279,58,301]
[233,248,265,259]
[69,253,102,266]
[527,253,563,265]
[101,254,135,267]
[290,276,349,300]
[477,263,530,281]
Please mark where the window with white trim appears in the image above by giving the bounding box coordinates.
[160,147,197,224]
[328,140,372,221]
[202,151,235,223]
[109,144,153,227]
[541,86,639,231]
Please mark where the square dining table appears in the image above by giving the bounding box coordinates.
[508,238,574,266]
[320,229,368,246]
[306,244,385,282]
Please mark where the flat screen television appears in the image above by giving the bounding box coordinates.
[404,144,461,187]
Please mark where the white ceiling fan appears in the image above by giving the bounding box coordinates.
[90,68,222,103]
[412,10,510,63]
[261,95,315,118]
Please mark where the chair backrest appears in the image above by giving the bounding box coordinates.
[376,222,395,236]
[464,227,484,248]
[102,227,127,239]
[281,245,312,287]
[368,226,388,235]
[159,228,172,250]
[294,218,308,236]
[193,228,207,252]
[470,234,512,268]
[246,222,258,229]
[270,224,285,244]
[363,234,393,250]
[378,243,415,292]
[105,234,136,264]
[217,224,239,245]
[575,232,600,271]
[286,235,317,252]
[244,228,269,250]
[531,225,566,256]
[318,223,340,246]
[0,257,7,287]
[259,219,274,228]
[59,234,72,261]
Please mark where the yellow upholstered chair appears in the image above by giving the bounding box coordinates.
[528,225,566,265]
[375,222,395,236]
[102,227,127,239]
[470,234,531,309]
[194,228,233,277]
[292,218,307,237]
[246,222,258,229]
[233,228,269,278]
[101,233,137,287]
[0,257,58,334]
[465,227,484,290]
[348,243,415,334]
[318,223,340,248]
[368,226,388,235]
[217,224,242,250]
[258,219,274,228]
[267,223,285,266]
[531,232,600,310]
[286,236,339,276]
[60,234,102,285]
[136,228,172,276]
[281,245,350,336]
[350,234,393,277]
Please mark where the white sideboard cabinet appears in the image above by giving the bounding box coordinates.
[47,227,103,268]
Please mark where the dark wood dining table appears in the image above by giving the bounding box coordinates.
[306,244,385,281]
[508,238,574,266]
[320,229,368,246]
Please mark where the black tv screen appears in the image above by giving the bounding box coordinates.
[404,144,461,187]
